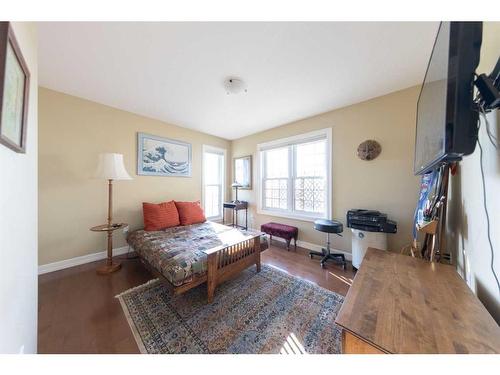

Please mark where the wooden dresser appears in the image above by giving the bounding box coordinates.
[335,247,500,354]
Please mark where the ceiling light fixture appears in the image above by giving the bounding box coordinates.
[224,77,247,95]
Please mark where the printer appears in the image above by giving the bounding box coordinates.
[346,209,397,233]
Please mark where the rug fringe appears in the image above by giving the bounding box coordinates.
[115,278,160,354]
[115,278,160,299]
[116,295,149,354]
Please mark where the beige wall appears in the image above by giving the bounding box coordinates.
[447,22,500,323]
[231,86,421,254]
[38,87,231,265]
[0,22,38,353]
[39,85,420,265]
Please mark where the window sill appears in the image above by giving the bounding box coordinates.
[257,208,325,223]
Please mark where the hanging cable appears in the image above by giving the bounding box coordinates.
[479,105,499,149]
[473,72,500,295]
[477,131,500,295]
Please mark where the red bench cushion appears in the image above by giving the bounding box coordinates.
[260,222,298,240]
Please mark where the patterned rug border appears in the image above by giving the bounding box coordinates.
[116,264,344,354]
[116,278,160,299]
[116,279,161,354]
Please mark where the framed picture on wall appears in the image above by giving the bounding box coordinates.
[0,22,30,153]
[234,155,252,189]
[137,132,192,177]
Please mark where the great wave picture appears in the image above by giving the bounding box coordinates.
[137,133,192,177]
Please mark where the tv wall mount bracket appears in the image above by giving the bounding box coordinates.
[474,56,500,112]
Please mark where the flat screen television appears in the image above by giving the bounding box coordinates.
[414,22,483,175]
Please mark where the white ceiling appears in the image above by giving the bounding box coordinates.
[38,22,439,140]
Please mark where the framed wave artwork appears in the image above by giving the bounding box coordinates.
[137,133,192,177]
[0,22,30,154]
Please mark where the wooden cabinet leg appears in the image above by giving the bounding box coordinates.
[342,329,346,354]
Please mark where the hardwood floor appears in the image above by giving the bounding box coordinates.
[38,241,355,353]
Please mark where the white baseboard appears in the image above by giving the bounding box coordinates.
[262,232,352,261]
[38,246,130,275]
[39,230,352,275]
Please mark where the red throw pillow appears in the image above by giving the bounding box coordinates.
[174,201,206,226]
[142,201,180,231]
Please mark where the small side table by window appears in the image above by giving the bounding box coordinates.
[90,223,128,274]
[222,201,248,230]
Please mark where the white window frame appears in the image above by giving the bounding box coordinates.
[202,145,227,221]
[257,128,332,222]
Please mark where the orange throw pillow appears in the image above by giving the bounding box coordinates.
[142,201,180,231]
[174,201,207,226]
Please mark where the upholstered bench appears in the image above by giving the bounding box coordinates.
[260,222,298,251]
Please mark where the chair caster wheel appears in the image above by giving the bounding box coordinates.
[309,254,313,259]
[320,262,325,269]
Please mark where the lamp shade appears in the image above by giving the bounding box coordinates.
[94,153,132,180]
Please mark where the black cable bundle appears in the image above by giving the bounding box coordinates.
[474,57,500,112]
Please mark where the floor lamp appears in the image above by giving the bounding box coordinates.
[92,153,132,274]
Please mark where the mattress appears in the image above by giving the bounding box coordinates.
[127,221,266,287]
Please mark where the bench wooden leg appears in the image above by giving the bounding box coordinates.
[207,253,217,303]
[255,237,261,273]
[207,282,215,303]
[286,239,291,251]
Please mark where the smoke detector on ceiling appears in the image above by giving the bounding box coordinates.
[224,77,247,95]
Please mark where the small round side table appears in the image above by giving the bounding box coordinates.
[90,223,128,274]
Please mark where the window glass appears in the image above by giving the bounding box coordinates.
[294,139,326,213]
[264,147,288,178]
[296,140,326,177]
[203,149,224,219]
[260,134,329,218]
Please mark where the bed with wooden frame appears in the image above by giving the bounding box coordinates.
[127,221,267,303]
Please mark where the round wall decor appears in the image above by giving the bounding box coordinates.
[357,140,381,161]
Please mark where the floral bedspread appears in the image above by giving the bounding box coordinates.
[127,222,266,287]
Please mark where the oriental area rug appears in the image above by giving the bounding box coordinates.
[116,264,344,354]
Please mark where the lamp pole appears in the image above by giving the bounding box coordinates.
[106,179,113,267]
